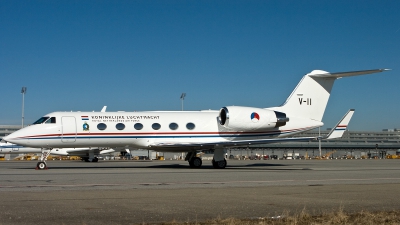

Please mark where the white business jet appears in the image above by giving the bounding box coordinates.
[4,69,388,169]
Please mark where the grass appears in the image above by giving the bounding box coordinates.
[152,208,400,225]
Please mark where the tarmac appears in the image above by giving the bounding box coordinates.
[0,159,399,224]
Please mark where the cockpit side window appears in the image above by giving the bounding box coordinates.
[33,117,49,124]
[45,117,56,124]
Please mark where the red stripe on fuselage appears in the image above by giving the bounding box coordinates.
[18,126,316,139]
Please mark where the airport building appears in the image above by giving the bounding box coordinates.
[0,125,22,138]
[1,125,400,160]
[228,129,400,160]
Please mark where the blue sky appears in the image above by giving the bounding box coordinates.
[1,1,399,131]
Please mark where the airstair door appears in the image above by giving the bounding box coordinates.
[61,116,77,143]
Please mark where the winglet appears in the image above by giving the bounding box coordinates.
[101,106,107,112]
[325,109,355,139]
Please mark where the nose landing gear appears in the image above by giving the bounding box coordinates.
[35,149,51,170]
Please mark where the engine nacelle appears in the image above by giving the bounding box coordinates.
[218,106,289,131]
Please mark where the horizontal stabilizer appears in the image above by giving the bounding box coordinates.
[325,109,355,139]
[308,69,390,78]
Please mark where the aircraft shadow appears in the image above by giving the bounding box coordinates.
[14,161,311,171]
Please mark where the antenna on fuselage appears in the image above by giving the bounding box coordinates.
[101,106,107,112]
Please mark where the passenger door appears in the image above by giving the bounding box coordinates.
[61,116,77,143]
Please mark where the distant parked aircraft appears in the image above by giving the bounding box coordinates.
[0,140,114,163]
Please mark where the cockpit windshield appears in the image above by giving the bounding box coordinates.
[33,117,49,124]
[33,117,57,124]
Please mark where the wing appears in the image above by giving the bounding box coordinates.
[324,109,355,139]
[148,137,317,151]
[148,109,355,152]
[56,148,114,156]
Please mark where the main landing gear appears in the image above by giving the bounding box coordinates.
[189,157,202,168]
[83,157,99,162]
[212,159,227,169]
[211,148,227,169]
[82,151,99,162]
[185,149,227,169]
[186,152,202,168]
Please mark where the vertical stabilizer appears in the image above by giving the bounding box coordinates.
[279,70,335,121]
[277,69,388,121]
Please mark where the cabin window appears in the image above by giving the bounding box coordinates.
[134,123,143,130]
[152,123,161,130]
[169,123,178,130]
[33,117,49,124]
[116,123,125,130]
[186,122,195,130]
[97,123,107,130]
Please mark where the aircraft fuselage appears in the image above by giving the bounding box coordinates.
[6,110,321,150]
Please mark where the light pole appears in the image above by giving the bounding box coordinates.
[21,87,27,128]
[180,92,186,160]
[318,127,321,158]
[180,93,186,111]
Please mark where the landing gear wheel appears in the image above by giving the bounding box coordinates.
[92,157,99,162]
[212,159,227,169]
[189,157,202,168]
[36,162,48,170]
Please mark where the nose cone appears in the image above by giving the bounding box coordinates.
[2,134,12,143]
[3,130,26,145]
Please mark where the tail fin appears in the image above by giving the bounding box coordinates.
[278,69,389,121]
[325,109,354,139]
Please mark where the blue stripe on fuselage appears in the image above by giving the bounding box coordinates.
[24,128,310,141]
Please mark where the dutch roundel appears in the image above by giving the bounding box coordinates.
[250,112,260,122]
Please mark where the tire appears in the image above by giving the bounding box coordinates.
[212,159,226,169]
[192,157,202,168]
[37,162,47,170]
[189,157,202,168]
[212,159,217,168]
